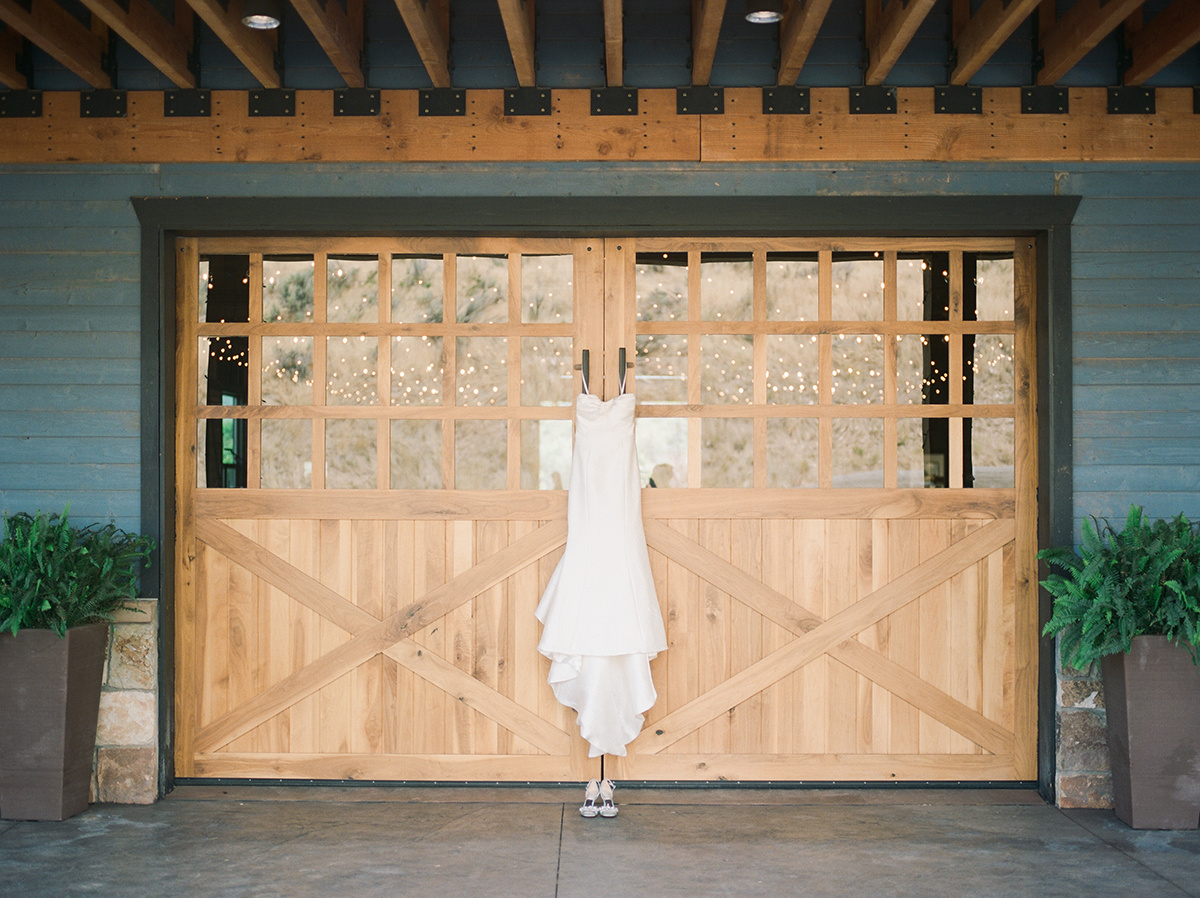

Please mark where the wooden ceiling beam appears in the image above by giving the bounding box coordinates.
[0,0,110,88]
[1037,0,1144,85]
[182,0,279,88]
[288,0,365,88]
[950,0,1041,85]
[392,0,451,88]
[777,0,834,86]
[603,0,622,87]
[864,0,937,85]
[0,24,26,88]
[497,0,536,87]
[77,0,195,89]
[691,0,727,86]
[1123,0,1200,85]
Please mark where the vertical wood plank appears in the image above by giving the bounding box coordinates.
[796,517,825,754]
[888,518,921,754]
[697,518,731,754]
[918,519,953,753]
[825,518,858,754]
[448,518,476,753]
[730,519,763,754]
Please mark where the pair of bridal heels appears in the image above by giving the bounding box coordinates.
[579,779,618,818]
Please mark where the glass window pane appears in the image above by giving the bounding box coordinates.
[326,419,376,489]
[832,418,883,487]
[327,336,379,406]
[262,336,314,405]
[457,255,507,323]
[766,335,819,405]
[973,257,1015,321]
[832,253,884,321]
[971,418,1014,488]
[327,256,378,323]
[971,335,1015,404]
[391,420,442,489]
[456,337,507,406]
[521,337,574,407]
[456,420,507,489]
[521,254,573,323]
[199,255,249,323]
[896,334,951,405]
[521,419,572,489]
[766,418,818,488]
[637,418,687,488]
[197,419,247,489]
[700,252,752,321]
[263,256,314,323]
[392,336,443,406]
[897,418,946,488]
[701,418,753,488]
[831,334,884,404]
[392,255,443,323]
[635,334,687,404]
[896,256,927,322]
[701,334,753,405]
[199,336,248,406]
[261,419,311,488]
[766,253,818,321]
[636,252,687,322]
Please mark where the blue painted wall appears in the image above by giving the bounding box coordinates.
[1,160,1198,533]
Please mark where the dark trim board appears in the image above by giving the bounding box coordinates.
[134,195,1079,799]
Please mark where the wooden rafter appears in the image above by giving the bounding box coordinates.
[691,0,727,86]
[950,0,1041,85]
[497,0,536,87]
[182,0,279,89]
[1123,0,1200,85]
[1037,0,1143,85]
[864,0,937,85]
[0,0,110,88]
[777,0,834,86]
[392,0,451,89]
[77,0,195,89]
[603,0,623,87]
[287,0,365,88]
[0,24,26,89]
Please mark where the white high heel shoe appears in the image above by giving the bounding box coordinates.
[579,779,601,818]
[598,779,618,818]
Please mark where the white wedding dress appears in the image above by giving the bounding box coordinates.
[535,391,668,757]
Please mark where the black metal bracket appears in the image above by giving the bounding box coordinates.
[248,89,295,117]
[80,90,127,118]
[849,86,896,114]
[934,85,982,114]
[677,87,723,115]
[0,90,42,118]
[505,88,552,116]
[419,89,466,116]
[164,89,211,117]
[591,87,638,115]
[333,88,380,116]
[1021,86,1068,114]
[1107,87,1155,115]
[762,86,809,115]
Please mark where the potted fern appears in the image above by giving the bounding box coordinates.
[0,509,153,821]
[1041,505,1200,829]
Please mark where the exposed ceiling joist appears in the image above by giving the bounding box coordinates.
[0,0,111,88]
[77,0,195,89]
[865,0,937,85]
[950,0,1041,85]
[0,24,26,89]
[691,0,727,86]
[1037,0,1144,85]
[777,0,834,86]
[392,0,450,89]
[497,0,536,88]
[603,0,622,87]
[288,0,365,88]
[1123,0,1200,85]
[182,0,279,89]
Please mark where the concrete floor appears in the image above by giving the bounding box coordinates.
[3,786,1200,897]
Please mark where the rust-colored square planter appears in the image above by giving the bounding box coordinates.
[0,622,109,821]
[1102,635,1200,830]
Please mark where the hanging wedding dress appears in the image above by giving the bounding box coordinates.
[535,389,668,757]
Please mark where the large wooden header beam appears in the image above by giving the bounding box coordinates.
[0,87,1197,164]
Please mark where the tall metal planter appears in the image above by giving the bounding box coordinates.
[0,622,108,821]
[1102,635,1200,830]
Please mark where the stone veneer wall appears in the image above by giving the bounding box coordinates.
[1055,640,1114,808]
[90,600,158,804]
